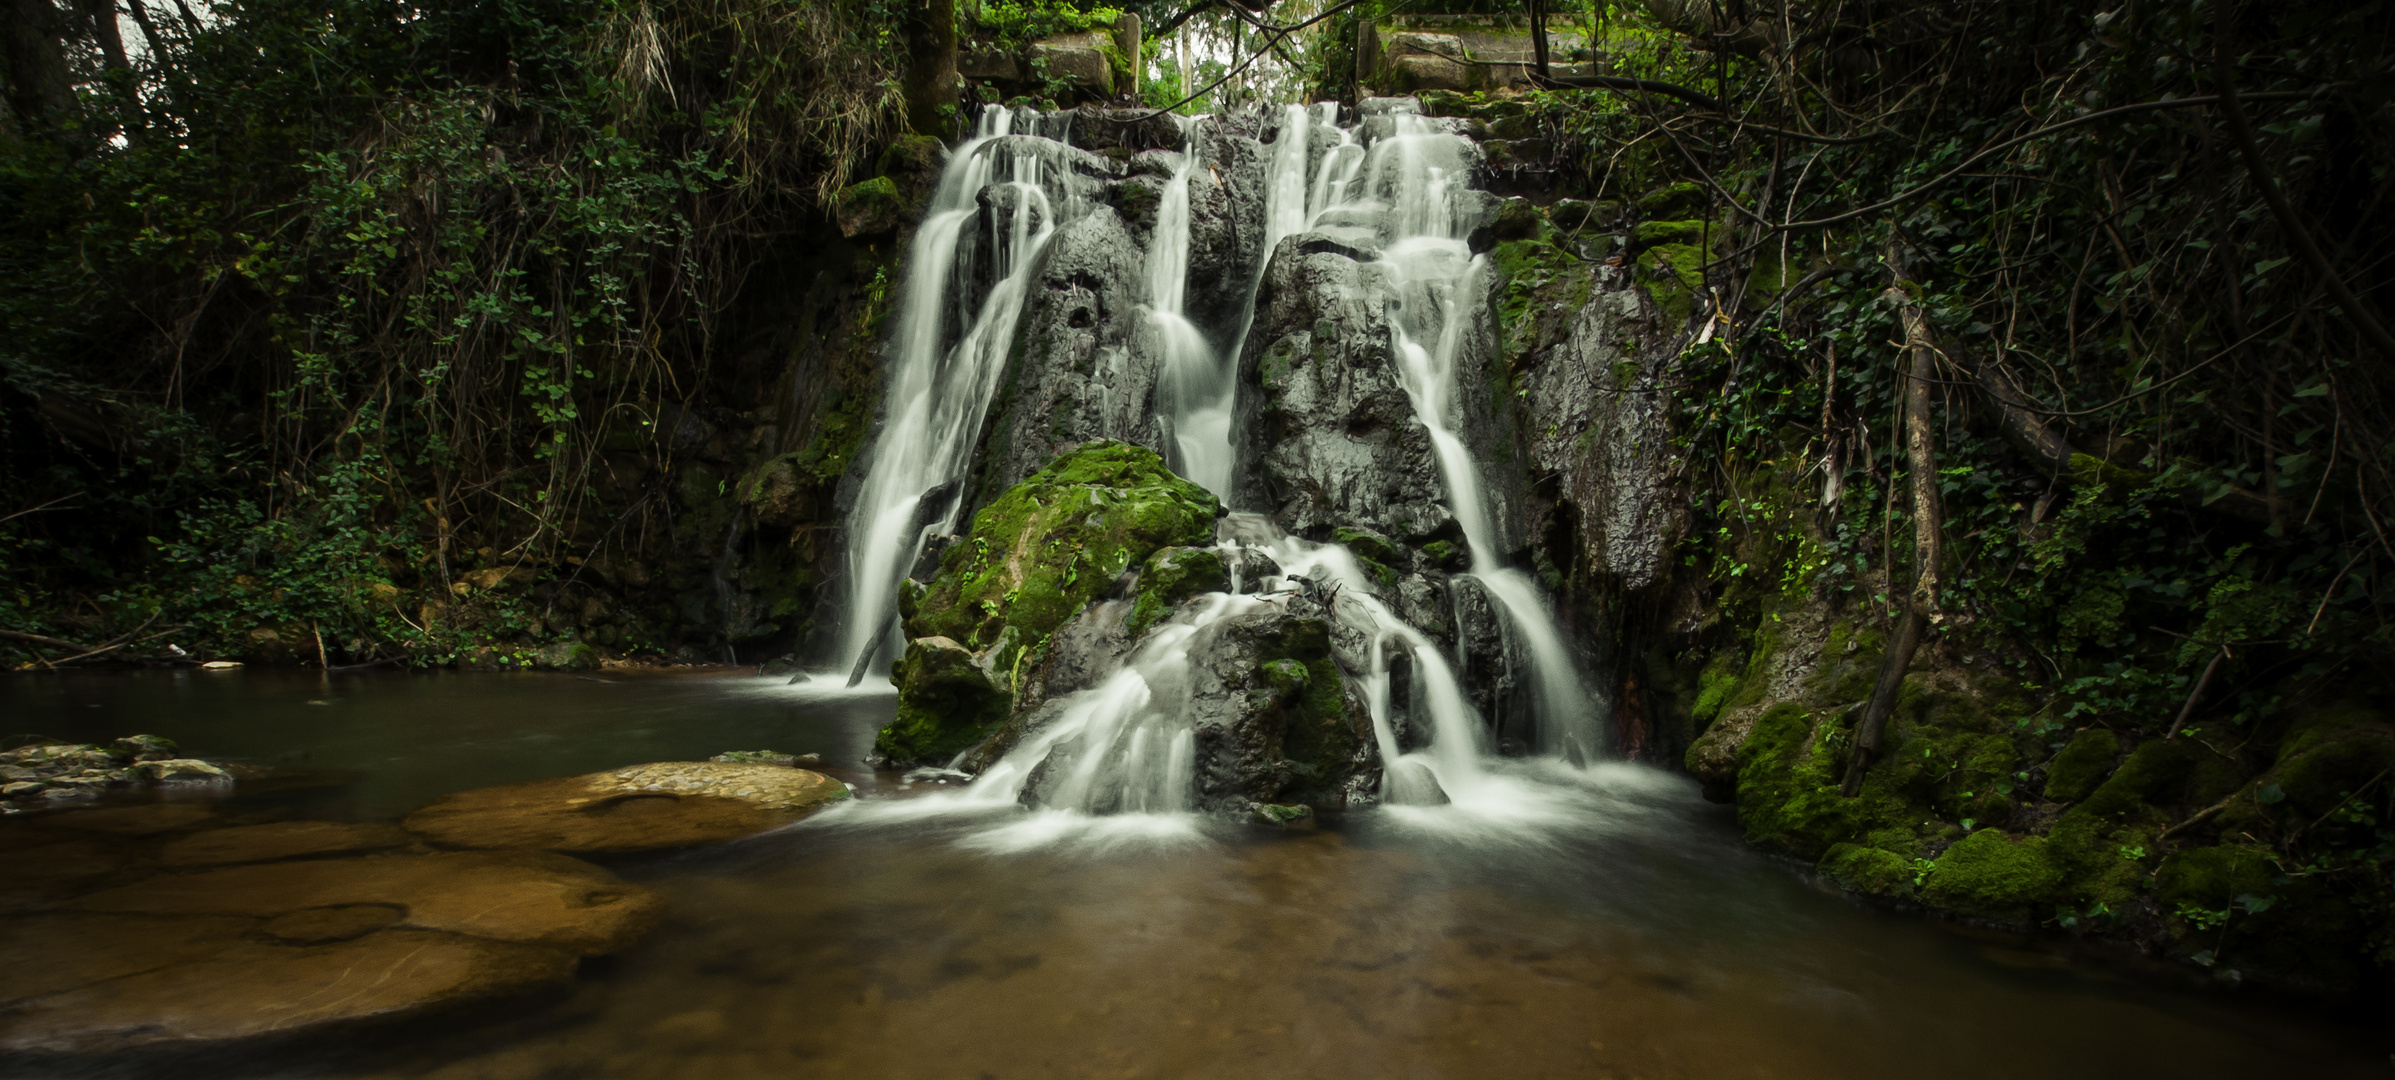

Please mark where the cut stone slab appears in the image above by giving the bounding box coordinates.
[402,762,849,854]
[0,929,575,1055]
[73,850,660,955]
[44,803,220,835]
[159,820,414,867]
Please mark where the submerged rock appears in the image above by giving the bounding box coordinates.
[0,917,577,1055]
[402,763,848,854]
[158,820,414,868]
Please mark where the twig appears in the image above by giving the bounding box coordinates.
[2166,645,2230,740]
[2285,766,2392,848]
[0,492,84,526]
[0,628,96,653]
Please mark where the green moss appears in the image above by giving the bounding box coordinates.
[2043,728,2119,803]
[1691,650,1743,727]
[1923,829,2064,916]
[877,636,1013,765]
[1641,241,1710,325]
[1127,545,1227,637]
[1490,238,1592,367]
[1819,842,1918,899]
[2077,738,2197,822]
[906,441,1218,654]
[2154,844,2276,907]
[1636,181,1706,218]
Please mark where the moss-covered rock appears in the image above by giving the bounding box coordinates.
[1923,829,2064,918]
[1127,545,1227,638]
[905,440,1219,665]
[1636,181,1706,218]
[2043,728,2120,802]
[874,636,1011,766]
[1818,842,1919,899]
[834,176,905,238]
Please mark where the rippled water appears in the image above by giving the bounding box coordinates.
[2,671,2383,1079]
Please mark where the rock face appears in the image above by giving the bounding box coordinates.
[402,763,849,854]
[972,208,1161,497]
[1234,231,1524,554]
[881,441,1219,766]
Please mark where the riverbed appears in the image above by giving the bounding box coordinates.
[3,669,2383,1079]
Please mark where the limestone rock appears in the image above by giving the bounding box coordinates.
[159,820,414,867]
[75,850,662,954]
[402,764,849,854]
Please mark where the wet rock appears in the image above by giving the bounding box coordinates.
[1183,608,1378,811]
[1515,276,1685,592]
[1183,121,1269,332]
[1225,547,1283,593]
[159,820,414,868]
[904,441,1218,663]
[0,913,256,1009]
[1127,545,1228,636]
[0,928,576,1055]
[76,849,661,954]
[1233,243,1453,543]
[46,802,219,835]
[0,839,129,914]
[140,758,232,787]
[260,903,407,944]
[710,749,809,766]
[534,641,601,671]
[403,764,848,854]
[876,637,1012,768]
[970,208,1162,498]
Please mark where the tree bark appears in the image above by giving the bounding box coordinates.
[81,0,130,72]
[2,0,82,139]
[900,0,959,139]
[1843,250,1943,797]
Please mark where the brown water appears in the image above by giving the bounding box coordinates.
[3,670,2385,1079]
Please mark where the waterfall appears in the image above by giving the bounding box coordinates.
[825,98,1605,834]
[1340,104,1605,763]
[830,107,1079,684]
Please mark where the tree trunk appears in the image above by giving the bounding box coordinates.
[1843,250,1943,797]
[3,0,82,139]
[81,0,129,72]
[901,0,958,139]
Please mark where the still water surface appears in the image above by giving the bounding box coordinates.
[3,669,2384,1079]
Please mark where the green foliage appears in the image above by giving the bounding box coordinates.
[0,0,907,666]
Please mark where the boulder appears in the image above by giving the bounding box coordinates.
[75,850,662,955]
[402,763,849,854]
[876,637,1012,768]
[159,820,415,867]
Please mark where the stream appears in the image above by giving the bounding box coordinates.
[3,669,2383,1079]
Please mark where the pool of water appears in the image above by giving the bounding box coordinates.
[2,671,2384,1079]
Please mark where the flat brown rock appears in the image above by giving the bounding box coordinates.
[159,820,414,867]
[73,850,660,955]
[402,762,849,854]
[0,913,254,1008]
[0,840,130,915]
[0,929,575,1055]
[45,803,219,835]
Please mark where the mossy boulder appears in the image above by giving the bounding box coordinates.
[874,637,1011,767]
[1128,546,1228,638]
[905,440,1220,666]
[2043,728,2120,802]
[834,176,906,238]
[1636,181,1706,218]
[1818,842,1918,900]
[1923,829,2064,919]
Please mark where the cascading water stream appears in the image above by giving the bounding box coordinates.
[826,99,1603,834]
[1345,105,1605,763]
[831,108,1079,685]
